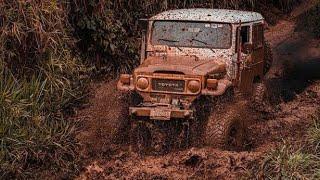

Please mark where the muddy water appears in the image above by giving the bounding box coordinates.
[76,2,320,179]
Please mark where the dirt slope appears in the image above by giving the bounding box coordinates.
[75,1,320,179]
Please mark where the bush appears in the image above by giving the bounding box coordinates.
[296,1,320,37]
[70,0,139,75]
[69,0,302,76]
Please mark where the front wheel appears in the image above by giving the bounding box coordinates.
[205,102,247,150]
[131,121,167,155]
[209,116,245,150]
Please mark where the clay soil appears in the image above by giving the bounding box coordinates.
[74,1,320,179]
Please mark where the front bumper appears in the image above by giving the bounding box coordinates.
[118,76,232,97]
[130,106,193,120]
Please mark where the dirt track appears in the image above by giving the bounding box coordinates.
[75,1,320,179]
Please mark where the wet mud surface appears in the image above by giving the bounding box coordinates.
[74,1,320,179]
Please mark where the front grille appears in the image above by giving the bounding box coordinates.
[151,79,185,93]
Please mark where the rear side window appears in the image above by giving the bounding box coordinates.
[253,24,264,48]
[240,26,250,44]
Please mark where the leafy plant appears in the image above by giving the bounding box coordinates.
[70,0,139,75]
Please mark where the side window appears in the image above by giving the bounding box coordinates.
[253,24,264,48]
[240,26,250,44]
[236,25,251,51]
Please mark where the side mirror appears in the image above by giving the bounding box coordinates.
[138,19,148,32]
[264,21,269,30]
[242,43,253,54]
[138,19,148,63]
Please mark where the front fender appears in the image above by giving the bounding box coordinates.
[201,79,232,96]
[117,79,135,92]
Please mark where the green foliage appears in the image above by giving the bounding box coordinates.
[0,65,80,179]
[69,0,301,75]
[0,1,87,178]
[260,110,320,179]
[262,144,317,179]
[308,109,320,154]
[70,0,139,75]
[0,1,72,74]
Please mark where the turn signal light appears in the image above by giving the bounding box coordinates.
[207,79,218,89]
[120,74,131,84]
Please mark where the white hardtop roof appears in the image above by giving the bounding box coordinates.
[150,9,264,23]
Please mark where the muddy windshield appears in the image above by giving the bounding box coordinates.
[151,21,232,49]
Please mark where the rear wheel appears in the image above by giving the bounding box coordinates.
[252,82,275,114]
[253,83,266,107]
[264,41,273,74]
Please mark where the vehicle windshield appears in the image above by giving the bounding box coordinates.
[151,21,232,49]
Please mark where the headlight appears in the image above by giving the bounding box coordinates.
[207,79,218,89]
[187,80,200,93]
[120,74,131,85]
[136,77,149,90]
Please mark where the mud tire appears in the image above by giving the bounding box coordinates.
[252,83,267,111]
[264,41,273,75]
[131,121,167,155]
[113,92,143,144]
[253,83,266,103]
[205,102,246,150]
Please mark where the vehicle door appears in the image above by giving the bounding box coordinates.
[238,25,254,94]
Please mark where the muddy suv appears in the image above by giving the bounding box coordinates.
[118,9,272,153]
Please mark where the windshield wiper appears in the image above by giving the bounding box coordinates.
[158,38,179,43]
[190,38,208,45]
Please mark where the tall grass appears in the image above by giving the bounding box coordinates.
[259,110,320,179]
[0,1,87,178]
[0,65,80,178]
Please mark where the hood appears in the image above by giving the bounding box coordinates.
[134,56,226,76]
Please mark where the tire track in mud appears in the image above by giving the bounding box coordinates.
[75,1,320,179]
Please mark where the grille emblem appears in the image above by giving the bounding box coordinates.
[152,79,185,92]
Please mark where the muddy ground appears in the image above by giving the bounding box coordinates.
[74,1,320,179]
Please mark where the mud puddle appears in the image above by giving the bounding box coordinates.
[74,1,320,179]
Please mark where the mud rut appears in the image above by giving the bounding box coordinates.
[75,2,320,179]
